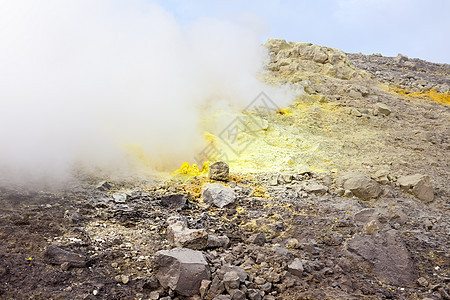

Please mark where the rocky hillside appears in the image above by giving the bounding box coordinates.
[0,40,449,300]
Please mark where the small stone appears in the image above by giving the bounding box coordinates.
[362,220,379,235]
[282,174,293,183]
[209,161,230,181]
[96,180,112,191]
[303,182,328,195]
[288,258,304,278]
[337,172,381,200]
[220,265,248,282]
[269,175,279,186]
[120,275,130,284]
[207,276,225,298]
[349,90,362,99]
[202,183,237,208]
[259,282,272,292]
[335,188,345,196]
[111,262,118,268]
[375,103,391,116]
[113,193,127,203]
[93,289,99,296]
[254,277,266,285]
[230,289,246,300]
[223,271,240,293]
[248,233,266,246]
[247,289,263,300]
[207,235,230,249]
[343,189,353,197]
[286,238,300,249]
[351,108,362,117]
[397,174,434,202]
[199,280,211,299]
[417,277,429,287]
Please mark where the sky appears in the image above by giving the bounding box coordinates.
[152,0,450,64]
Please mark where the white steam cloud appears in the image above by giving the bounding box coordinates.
[0,1,293,186]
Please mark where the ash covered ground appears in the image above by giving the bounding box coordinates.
[0,40,449,300]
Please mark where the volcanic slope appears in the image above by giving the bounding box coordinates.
[0,40,448,300]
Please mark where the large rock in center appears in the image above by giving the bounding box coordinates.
[337,172,381,200]
[153,248,210,296]
[202,183,236,208]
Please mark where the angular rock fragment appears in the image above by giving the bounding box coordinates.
[287,258,304,278]
[220,265,248,282]
[207,234,230,249]
[374,102,391,116]
[223,271,240,293]
[153,248,210,296]
[230,289,246,300]
[303,181,328,195]
[247,288,264,300]
[397,174,434,202]
[209,161,229,181]
[199,279,211,299]
[167,220,208,250]
[45,245,87,268]
[113,193,127,203]
[202,183,236,208]
[337,172,381,200]
[248,233,266,246]
[206,275,225,299]
[95,180,112,191]
[347,230,417,286]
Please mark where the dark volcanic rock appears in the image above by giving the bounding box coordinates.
[347,230,417,286]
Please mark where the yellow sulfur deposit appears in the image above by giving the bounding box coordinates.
[391,88,450,105]
[172,161,210,177]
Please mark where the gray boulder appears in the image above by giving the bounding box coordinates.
[202,183,236,208]
[209,161,229,181]
[397,174,434,202]
[153,248,210,296]
[337,172,381,200]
